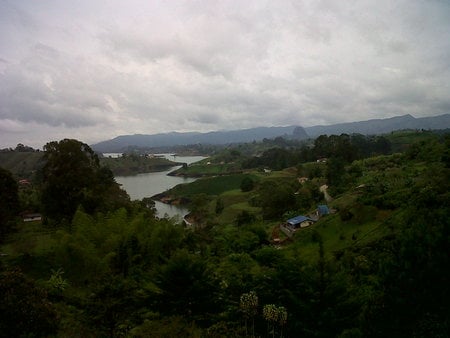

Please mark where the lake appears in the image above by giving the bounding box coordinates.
[114,154,206,220]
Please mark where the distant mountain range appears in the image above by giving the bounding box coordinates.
[92,114,450,152]
[304,114,450,137]
[92,126,307,152]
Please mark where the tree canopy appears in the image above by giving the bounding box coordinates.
[40,139,129,222]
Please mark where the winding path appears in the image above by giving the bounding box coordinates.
[320,184,333,202]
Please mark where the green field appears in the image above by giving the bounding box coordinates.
[100,155,179,175]
[170,160,242,176]
[169,173,260,197]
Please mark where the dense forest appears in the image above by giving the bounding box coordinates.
[0,131,449,337]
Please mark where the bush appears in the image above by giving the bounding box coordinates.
[240,176,254,192]
[0,269,58,337]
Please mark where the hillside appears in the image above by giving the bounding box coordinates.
[0,132,449,337]
[0,151,45,179]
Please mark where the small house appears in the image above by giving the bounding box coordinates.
[22,213,42,222]
[317,205,330,217]
[286,215,315,229]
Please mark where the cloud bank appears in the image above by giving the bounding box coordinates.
[0,0,449,148]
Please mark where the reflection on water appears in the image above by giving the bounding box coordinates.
[114,154,205,220]
[154,201,190,222]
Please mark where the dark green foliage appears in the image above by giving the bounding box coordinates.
[0,150,45,179]
[315,134,391,163]
[85,277,144,337]
[259,180,297,219]
[295,186,314,211]
[442,134,450,168]
[235,210,256,226]
[361,168,450,337]
[189,193,210,219]
[326,156,346,188]
[240,176,254,192]
[40,139,129,222]
[130,316,202,337]
[101,154,179,175]
[14,143,36,152]
[155,250,220,323]
[0,167,20,240]
[0,269,58,337]
[243,147,299,170]
[215,197,224,215]
[242,134,392,172]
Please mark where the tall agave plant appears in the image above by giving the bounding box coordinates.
[240,291,258,337]
[263,304,288,338]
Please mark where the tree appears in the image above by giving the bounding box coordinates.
[85,277,142,337]
[215,197,224,214]
[189,193,210,220]
[240,176,255,192]
[326,156,345,188]
[0,167,20,240]
[259,181,296,220]
[15,143,35,152]
[40,139,128,222]
[235,210,256,226]
[155,250,220,322]
[263,304,287,338]
[240,291,258,337]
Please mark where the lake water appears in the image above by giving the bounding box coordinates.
[114,154,206,220]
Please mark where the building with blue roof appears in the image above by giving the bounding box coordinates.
[317,205,330,216]
[286,215,315,229]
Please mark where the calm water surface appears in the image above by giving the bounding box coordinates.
[114,154,206,220]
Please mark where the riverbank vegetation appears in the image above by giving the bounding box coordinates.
[0,150,182,178]
[1,130,449,337]
[100,153,181,176]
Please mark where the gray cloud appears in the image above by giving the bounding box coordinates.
[0,0,449,148]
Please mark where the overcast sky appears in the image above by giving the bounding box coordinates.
[1,0,449,148]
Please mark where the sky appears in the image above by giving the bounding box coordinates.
[1,0,449,149]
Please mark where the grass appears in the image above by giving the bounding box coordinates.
[170,173,260,197]
[174,163,238,175]
[289,212,389,262]
[101,156,178,175]
[215,194,262,225]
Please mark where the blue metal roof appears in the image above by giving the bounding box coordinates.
[287,215,311,226]
[317,205,330,216]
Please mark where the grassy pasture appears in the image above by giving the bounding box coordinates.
[170,173,260,197]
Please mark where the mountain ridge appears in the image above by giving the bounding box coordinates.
[304,113,450,137]
[92,126,307,152]
[92,113,450,152]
